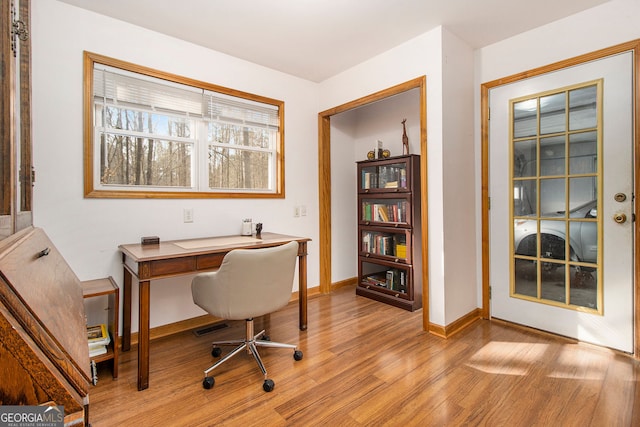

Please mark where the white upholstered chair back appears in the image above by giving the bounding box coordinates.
[191,241,299,320]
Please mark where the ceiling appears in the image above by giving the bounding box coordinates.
[57,0,609,82]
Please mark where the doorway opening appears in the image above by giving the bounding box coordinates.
[317,76,430,330]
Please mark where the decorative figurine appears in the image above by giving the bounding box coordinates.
[402,119,409,155]
[255,222,262,238]
[376,139,384,159]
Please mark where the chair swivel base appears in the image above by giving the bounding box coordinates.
[201,319,303,392]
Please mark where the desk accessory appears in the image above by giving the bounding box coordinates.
[141,236,160,245]
[241,218,252,236]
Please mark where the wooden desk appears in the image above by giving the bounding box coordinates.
[119,232,310,391]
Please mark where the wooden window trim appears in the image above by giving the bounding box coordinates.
[83,51,285,199]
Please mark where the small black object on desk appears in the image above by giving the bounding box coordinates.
[141,236,160,245]
[255,223,262,238]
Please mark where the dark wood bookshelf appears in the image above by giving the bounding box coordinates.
[356,154,422,311]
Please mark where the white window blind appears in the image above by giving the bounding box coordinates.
[204,91,279,130]
[93,66,279,130]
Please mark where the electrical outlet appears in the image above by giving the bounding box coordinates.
[300,205,307,216]
[183,208,194,223]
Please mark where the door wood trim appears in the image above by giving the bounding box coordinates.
[481,39,640,357]
[317,76,430,330]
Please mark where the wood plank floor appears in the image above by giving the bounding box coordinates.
[88,285,640,426]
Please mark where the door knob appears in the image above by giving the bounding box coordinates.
[613,213,627,224]
[614,193,627,202]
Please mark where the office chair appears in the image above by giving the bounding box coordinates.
[191,241,303,392]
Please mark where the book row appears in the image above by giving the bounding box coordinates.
[361,166,407,189]
[361,232,407,258]
[361,201,407,223]
[361,269,407,293]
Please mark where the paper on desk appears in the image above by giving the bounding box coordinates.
[174,236,262,249]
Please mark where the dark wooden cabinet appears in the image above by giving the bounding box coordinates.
[1,0,33,239]
[356,154,422,311]
[0,227,90,425]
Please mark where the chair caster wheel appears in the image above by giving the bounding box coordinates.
[203,376,215,389]
[263,379,275,392]
[293,350,303,361]
[262,335,270,341]
[211,347,222,357]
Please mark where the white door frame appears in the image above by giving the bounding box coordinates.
[480,39,640,357]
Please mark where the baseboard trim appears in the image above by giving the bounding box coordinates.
[428,308,483,339]
[331,277,358,291]
[121,285,322,347]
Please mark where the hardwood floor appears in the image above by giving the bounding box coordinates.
[88,285,640,426]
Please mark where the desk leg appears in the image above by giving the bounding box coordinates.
[122,262,132,352]
[138,279,150,390]
[298,241,308,331]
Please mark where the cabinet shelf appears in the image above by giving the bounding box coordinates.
[82,277,119,380]
[360,194,412,227]
[356,155,422,311]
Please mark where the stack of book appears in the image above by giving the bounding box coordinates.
[361,273,389,288]
[87,324,110,357]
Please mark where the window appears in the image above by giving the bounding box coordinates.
[510,81,602,313]
[83,52,284,198]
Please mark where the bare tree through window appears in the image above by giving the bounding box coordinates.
[84,52,283,198]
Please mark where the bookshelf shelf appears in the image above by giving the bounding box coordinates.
[356,155,422,311]
[82,277,119,380]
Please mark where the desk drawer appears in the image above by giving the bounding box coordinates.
[139,253,225,278]
[148,257,197,277]
[196,253,225,270]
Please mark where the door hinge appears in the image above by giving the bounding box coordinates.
[489,286,492,299]
[10,1,29,57]
[487,197,491,210]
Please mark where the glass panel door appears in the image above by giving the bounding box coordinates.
[489,50,634,352]
[511,82,601,312]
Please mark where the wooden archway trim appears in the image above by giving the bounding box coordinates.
[317,76,430,330]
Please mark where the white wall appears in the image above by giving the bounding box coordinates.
[31,1,320,333]
[352,90,421,161]
[330,111,358,282]
[479,0,640,83]
[441,28,477,325]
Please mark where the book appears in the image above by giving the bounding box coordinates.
[396,243,407,258]
[87,324,110,347]
[386,270,395,290]
[378,205,390,222]
[362,273,388,287]
[89,345,108,357]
